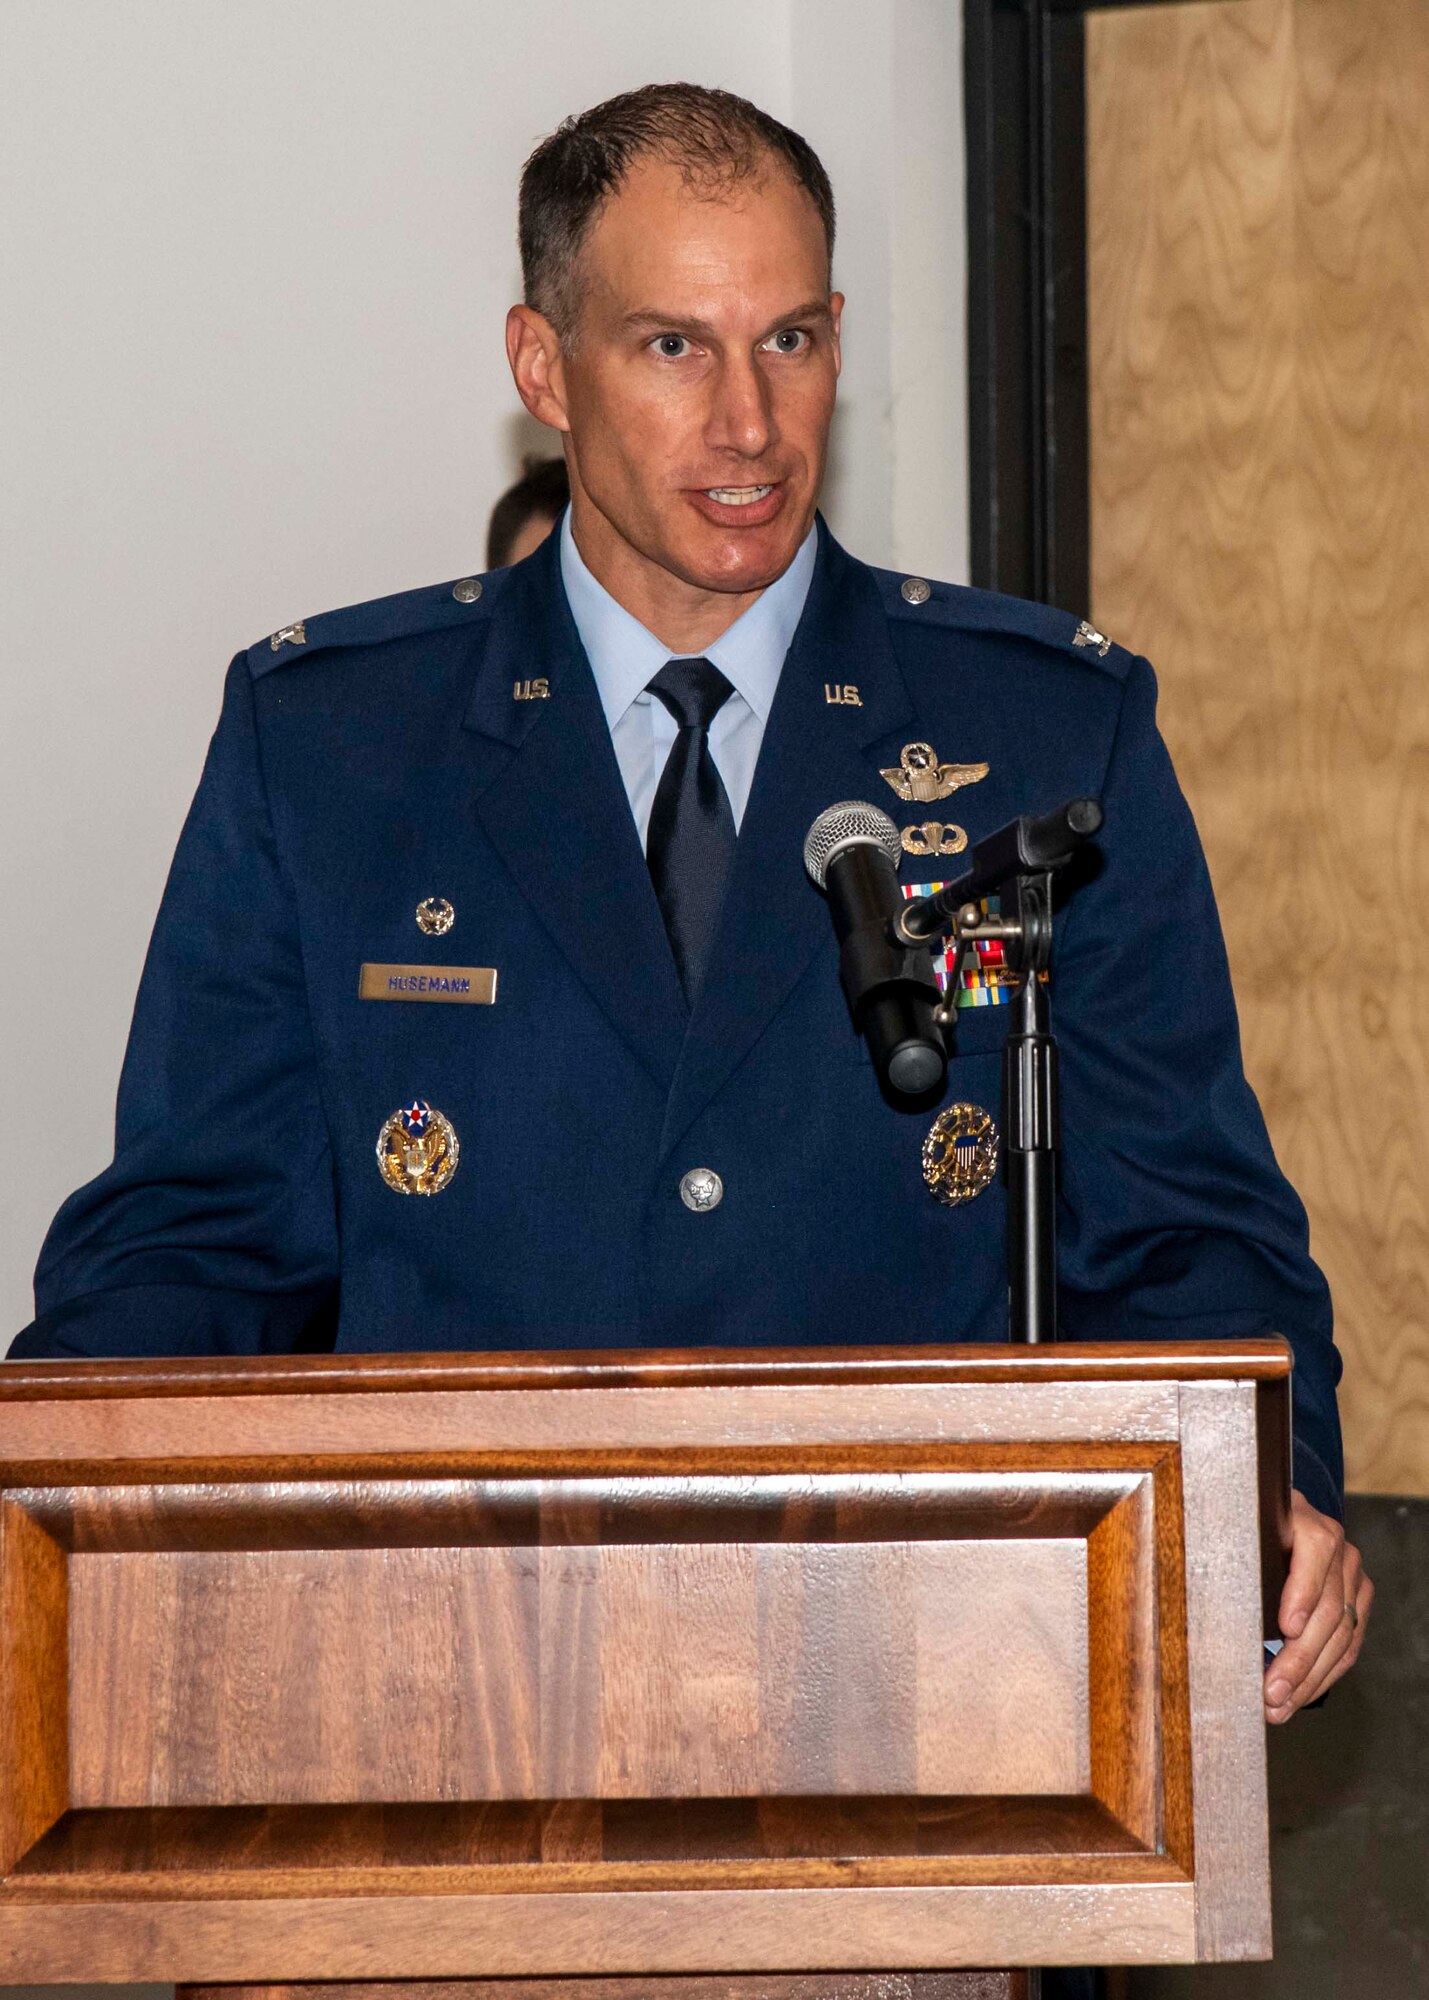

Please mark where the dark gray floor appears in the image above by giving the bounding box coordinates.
[1122,1492,1429,1997]
[1,1498,1422,2000]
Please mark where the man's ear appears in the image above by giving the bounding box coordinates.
[506,305,570,433]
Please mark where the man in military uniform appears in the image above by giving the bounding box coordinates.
[13,84,1369,1744]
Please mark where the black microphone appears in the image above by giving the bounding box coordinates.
[804,801,947,1101]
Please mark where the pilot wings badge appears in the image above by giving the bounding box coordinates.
[881,743,990,805]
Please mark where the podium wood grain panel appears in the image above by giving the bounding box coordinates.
[67,1525,1090,1808]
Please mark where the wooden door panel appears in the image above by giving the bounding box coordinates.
[1088,0,1429,1494]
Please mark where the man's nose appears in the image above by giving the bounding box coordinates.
[707,353,777,458]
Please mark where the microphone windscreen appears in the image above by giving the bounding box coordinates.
[803,801,901,889]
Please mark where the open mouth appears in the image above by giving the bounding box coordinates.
[703,484,776,507]
[688,481,788,528]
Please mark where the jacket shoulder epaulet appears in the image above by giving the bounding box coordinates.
[246,568,502,679]
[872,567,1137,682]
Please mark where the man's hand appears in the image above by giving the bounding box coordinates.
[1264,1488,1372,1723]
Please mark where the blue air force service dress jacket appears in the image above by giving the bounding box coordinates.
[12,523,1345,1518]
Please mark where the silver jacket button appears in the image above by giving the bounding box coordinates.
[452,577,483,604]
[679,1167,724,1212]
[900,576,931,605]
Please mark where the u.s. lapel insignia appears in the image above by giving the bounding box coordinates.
[376,1100,459,1196]
[923,1103,999,1206]
[881,743,989,805]
[1073,620,1112,658]
[901,821,969,860]
[415,897,455,936]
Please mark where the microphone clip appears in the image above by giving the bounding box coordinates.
[896,796,1102,954]
[925,873,1054,1034]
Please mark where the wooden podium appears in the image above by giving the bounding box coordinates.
[0,1340,1291,1992]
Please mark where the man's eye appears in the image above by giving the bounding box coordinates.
[764,328,810,354]
[651,334,692,359]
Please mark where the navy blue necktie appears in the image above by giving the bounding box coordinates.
[646,657,736,1000]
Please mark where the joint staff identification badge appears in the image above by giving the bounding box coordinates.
[376,1100,459,1196]
[923,1103,999,1206]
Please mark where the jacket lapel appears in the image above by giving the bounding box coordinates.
[659,522,916,1158]
[461,537,688,1090]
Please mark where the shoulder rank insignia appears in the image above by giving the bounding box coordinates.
[1072,620,1112,658]
[376,1099,459,1196]
[881,742,989,805]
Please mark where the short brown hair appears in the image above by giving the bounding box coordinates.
[519,82,836,343]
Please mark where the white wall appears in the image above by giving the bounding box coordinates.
[0,0,966,1349]
[792,0,968,584]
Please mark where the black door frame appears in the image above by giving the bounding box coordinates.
[964,0,1198,612]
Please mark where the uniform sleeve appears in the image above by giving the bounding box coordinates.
[1054,655,1344,1520]
[9,655,340,1360]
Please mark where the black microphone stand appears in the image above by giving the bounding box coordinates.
[899,800,1101,1346]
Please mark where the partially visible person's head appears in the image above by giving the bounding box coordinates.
[506,83,841,640]
[486,455,570,568]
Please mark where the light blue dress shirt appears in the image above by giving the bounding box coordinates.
[559,508,817,850]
